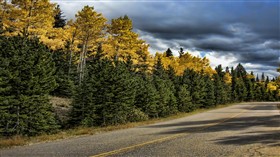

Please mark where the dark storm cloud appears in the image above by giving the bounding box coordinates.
[236,50,279,66]
[265,40,280,50]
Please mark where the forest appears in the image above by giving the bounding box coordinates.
[0,0,279,137]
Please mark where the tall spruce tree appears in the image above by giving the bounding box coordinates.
[153,57,168,79]
[134,76,159,118]
[204,75,216,107]
[54,5,66,28]
[152,57,177,116]
[185,69,206,108]
[0,36,59,136]
[51,49,75,97]
[231,67,238,102]
[152,76,178,117]
[236,63,247,78]
[179,47,184,58]
[165,48,173,57]
[70,59,137,126]
[177,84,193,112]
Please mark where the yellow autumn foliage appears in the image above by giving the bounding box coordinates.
[0,2,216,76]
[155,52,215,76]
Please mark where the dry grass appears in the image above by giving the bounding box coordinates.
[0,103,236,149]
[0,136,26,148]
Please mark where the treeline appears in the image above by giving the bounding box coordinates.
[1,36,278,136]
[69,48,279,127]
[0,0,279,136]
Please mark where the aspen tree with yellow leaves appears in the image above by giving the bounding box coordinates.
[105,15,152,72]
[73,5,107,84]
[1,0,55,37]
[0,0,68,50]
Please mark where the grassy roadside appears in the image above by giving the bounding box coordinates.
[0,102,237,149]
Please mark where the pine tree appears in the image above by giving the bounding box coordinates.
[0,36,59,136]
[51,49,75,97]
[152,76,177,117]
[167,65,177,83]
[236,78,247,101]
[179,47,184,58]
[265,76,270,87]
[236,63,247,78]
[261,72,265,82]
[165,48,173,57]
[177,84,193,112]
[70,59,137,126]
[231,67,238,102]
[204,75,216,107]
[245,76,254,101]
[134,76,159,118]
[256,74,260,82]
[214,66,227,104]
[214,74,223,104]
[153,57,168,79]
[54,5,66,28]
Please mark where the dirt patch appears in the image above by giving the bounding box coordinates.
[49,96,72,125]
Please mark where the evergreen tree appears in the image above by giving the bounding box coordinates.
[54,5,66,28]
[250,71,256,83]
[167,65,177,83]
[235,63,247,78]
[153,57,168,79]
[134,76,159,118]
[261,72,265,82]
[214,66,227,104]
[231,67,238,102]
[70,59,137,126]
[204,76,216,107]
[179,47,184,58]
[0,36,59,136]
[51,49,75,97]
[236,78,247,101]
[265,76,270,87]
[152,76,178,117]
[182,69,205,108]
[213,74,225,104]
[177,84,193,112]
[245,76,254,101]
[215,65,225,78]
[254,84,263,101]
[256,74,260,82]
[165,48,173,57]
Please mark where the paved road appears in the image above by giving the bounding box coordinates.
[1,102,279,157]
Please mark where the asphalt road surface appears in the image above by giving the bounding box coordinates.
[1,102,279,157]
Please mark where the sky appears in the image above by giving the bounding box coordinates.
[51,0,280,78]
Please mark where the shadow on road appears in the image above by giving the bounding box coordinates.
[143,112,280,147]
[213,130,280,147]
